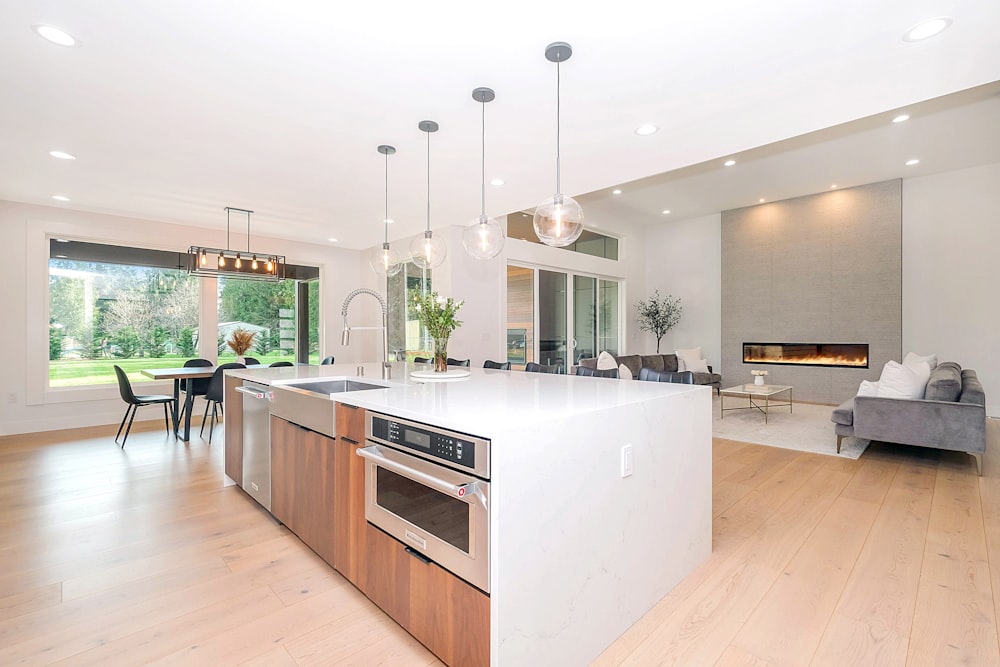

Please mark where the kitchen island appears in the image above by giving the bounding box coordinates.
[224,361,711,666]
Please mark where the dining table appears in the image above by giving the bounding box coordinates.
[140,366,218,442]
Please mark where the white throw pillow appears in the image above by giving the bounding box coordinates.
[618,363,633,381]
[876,360,931,399]
[596,350,618,371]
[686,358,709,373]
[856,380,879,397]
[903,351,938,370]
[675,348,702,372]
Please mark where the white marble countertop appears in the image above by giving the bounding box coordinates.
[227,361,705,437]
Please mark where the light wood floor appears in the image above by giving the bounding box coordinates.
[2,419,999,666]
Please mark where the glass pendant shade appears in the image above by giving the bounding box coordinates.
[533,193,584,247]
[463,214,505,259]
[410,231,447,270]
[369,242,403,277]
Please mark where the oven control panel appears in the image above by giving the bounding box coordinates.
[368,414,488,476]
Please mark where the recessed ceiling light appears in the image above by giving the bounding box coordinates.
[521,213,529,217]
[634,124,658,136]
[905,159,920,166]
[830,184,838,189]
[55,238,70,243]
[661,209,671,215]
[903,17,952,42]
[49,150,76,160]
[612,189,622,195]
[32,24,79,47]
[759,198,765,203]
[490,178,505,186]
[892,114,910,123]
[383,218,394,225]
[54,254,68,259]
[52,195,70,201]
[724,159,736,167]
[327,237,338,242]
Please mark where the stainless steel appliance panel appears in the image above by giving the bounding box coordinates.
[239,381,272,510]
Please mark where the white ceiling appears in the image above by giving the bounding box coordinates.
[2,1,999,250]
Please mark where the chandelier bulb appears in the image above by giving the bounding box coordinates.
[235,252,242,269]
[251,254,258,270]
[218,252,225,268]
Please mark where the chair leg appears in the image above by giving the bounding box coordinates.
[121,404,140,448]
[971,452,983,476]
[836,434,844,454]
[200,400,211,437]
[208,402,218,441]
[115,404,133,443]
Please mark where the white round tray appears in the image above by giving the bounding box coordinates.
[409,368,471,382]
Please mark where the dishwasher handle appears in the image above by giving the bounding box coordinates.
[235,385,272,401]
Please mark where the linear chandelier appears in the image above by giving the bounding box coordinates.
[188,207,285,281]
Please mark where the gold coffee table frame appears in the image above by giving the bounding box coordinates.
[720,384,793,424]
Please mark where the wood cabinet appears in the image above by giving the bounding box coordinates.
[223,375,243,485]
[333,402,368,588]
[270,415,337,566]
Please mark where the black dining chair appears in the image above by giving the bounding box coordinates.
[242,357,260,366]
[446,358,471,367]
[177,358,212,425]
[270,361,294,367]
[413,357,431,364]
[638,368,695,384]
[113,365,175,448]
[576,366,619,378]
[483,360,511,370]
[201,362,246,440]
[320,356,335,365]
[525,362,564,374]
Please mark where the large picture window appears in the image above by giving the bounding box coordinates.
[387,260,432,360]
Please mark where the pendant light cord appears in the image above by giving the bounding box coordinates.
[384,151,389,244]
[426,129,431,233]
[225,207,231,250]
[556,59,561,196]
[246,210,251,252]
[481,99,486,217]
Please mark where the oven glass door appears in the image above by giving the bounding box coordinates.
[376,466,471,553]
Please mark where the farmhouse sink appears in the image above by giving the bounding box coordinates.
[270,377,390,437]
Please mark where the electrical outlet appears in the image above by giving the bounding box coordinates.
[7,392,16,405]
[621,444,633,478]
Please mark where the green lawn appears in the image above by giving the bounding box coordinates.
[49,353,313,387]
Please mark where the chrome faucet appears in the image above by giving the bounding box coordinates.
[340,288,391,380]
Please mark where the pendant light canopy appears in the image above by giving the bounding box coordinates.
[368,144,403,277]
[463,87,505,260]
[410,120,447,270]
[533,41,584,248]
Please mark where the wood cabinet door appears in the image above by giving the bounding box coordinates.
[333,402,367,588]
[408,555,490,667]
[270,416,337,567]
[363,524,411,626]
[223,375,243,485]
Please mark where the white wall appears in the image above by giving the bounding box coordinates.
[0,200,364,436]
[903,162,1000,417]
[644,214,722,370]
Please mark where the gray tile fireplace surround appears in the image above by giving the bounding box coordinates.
[721,180,902,404]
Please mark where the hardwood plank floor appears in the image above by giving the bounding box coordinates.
[2,419,998,665]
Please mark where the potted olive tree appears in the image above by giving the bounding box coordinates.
[636,290,682,353]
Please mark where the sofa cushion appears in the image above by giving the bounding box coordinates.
[661,354,679,372]
[616,355,642,379]
[578,357,598,370]
[596,351,618,370]
[857,380,879,397]
[639,355,665,373]
[876,360,931,400]
[687,358,710,373]
[675,347,702,371]
[618,363,633,381]
[960,369,986,406]
[924,363,962,402]
[692,371,722,386]
[831,398,855,426]
[904,351,938,370]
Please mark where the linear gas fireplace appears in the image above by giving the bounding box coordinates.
[743,342,869,369]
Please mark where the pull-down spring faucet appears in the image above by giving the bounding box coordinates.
[340,288,391,380]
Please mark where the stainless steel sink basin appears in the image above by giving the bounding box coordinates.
[286,379,387,395]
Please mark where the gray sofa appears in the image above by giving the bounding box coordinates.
[577,353,722,393]
[831,362,987,474]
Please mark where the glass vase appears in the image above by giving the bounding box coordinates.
[433,336,449,372]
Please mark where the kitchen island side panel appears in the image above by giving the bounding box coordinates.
[490,386,712,666]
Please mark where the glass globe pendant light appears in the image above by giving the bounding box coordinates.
[533,41,584,247]
[462,87,505,260]
[410,120,447,269]
[368,144,403,277]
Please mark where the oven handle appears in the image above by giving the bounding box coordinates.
[357,445,487,509]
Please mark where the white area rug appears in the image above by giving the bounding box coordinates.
[712,395,870,460]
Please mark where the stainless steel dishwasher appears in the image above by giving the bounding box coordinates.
[237,380,272,510]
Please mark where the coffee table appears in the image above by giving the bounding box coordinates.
[720,384,793,424]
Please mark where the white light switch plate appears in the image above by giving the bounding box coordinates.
[621,444,633,478]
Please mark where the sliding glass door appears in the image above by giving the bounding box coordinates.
[506,263,621,369]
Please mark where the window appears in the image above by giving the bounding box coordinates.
[506,214,620,260]
[48,239,320,386]
[388,260,432,360]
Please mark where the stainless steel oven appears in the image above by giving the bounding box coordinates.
[360,412,490,592]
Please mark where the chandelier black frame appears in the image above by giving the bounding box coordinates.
[188,207,285,281]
